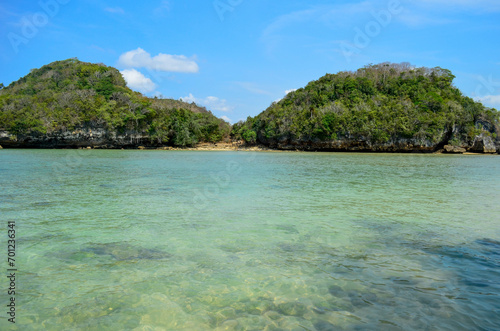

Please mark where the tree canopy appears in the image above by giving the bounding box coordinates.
[0,58,230,146]
[232,63,499,148]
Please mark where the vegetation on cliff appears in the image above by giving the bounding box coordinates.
[232,63,499,149]
[0,58,230,147]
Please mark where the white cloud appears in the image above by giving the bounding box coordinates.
[475,95,500,107]
[120,69,157,93]
[118,48,199,73]
[180,93,197,103]
[105,7,125,14]
[181,93,233,112]
[275,89,298,102]
[220,116,232,123]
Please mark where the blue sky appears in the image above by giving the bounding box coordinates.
[1,0,500,123]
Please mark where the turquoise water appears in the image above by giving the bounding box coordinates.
[1,150,499,330]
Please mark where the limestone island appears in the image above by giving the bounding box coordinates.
[0,59,498,154]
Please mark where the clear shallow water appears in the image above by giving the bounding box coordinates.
[1,150,499,330]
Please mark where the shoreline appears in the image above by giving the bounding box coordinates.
[128,142,500,155]
[1,143,497,155]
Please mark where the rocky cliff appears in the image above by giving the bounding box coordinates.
[0,128,151,149]
[260,131,499,154]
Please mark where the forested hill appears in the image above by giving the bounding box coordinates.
[0,58,230,148]
[232,63,499,153]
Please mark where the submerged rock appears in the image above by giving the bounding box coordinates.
[82,242,171,261]
[217,319,238,330]
[476,238,500,249]
[312,307,328,314]
[245,298,273,315]
[346,291,378,309]
[277,242,304,253]
[314,321,339,331]
[263,310,282,321]
[276,301,307,317]
[274,225,299,234]
[349,296,372,308]
[328,285,345,297]
[215,307,237,324]
[55,297,119,325]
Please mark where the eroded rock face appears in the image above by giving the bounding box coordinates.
[0,131,14,146]
[470,134,497,154]
[270,137,441,153]
[1,124,499,154]
[444,145,467,154]
[0,128,151,149]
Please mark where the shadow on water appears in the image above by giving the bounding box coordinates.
[98,184,116,189]
[399,236,500,329]
[422,238,500,282]
[305,224,500,330]
[51,242,172,262]
[476,238,500,256]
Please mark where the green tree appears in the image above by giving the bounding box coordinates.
[233,63,499,149]
[0,59,231,146]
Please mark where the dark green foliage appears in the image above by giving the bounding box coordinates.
[95,75,115,99]
[0,58,230,147]
[232,63,499,146]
